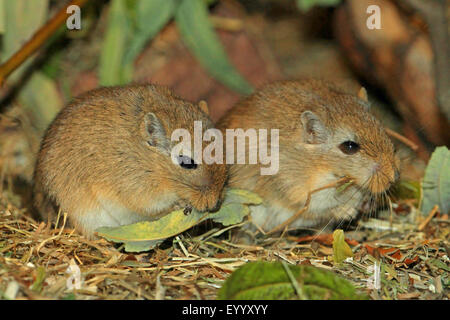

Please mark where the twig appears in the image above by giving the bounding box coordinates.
[0,0,89,86]
[418,204,439,231]
[385,128,419,151]
[267,177,351,235]
[210,16,244,32]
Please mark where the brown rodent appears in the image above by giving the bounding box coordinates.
[218,79,400,233]
[33,84,227,238]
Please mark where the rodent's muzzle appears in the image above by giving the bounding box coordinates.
[208,198,223,213]
[192,193,223,213]
[368,165,400,194]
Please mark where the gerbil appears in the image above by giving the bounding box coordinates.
[33,84,227,238]
[218,79,400,232]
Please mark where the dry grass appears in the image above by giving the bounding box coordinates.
[0,186,448,300]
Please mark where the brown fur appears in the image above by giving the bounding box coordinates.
[33,84,227,238]
[218,79,400,231]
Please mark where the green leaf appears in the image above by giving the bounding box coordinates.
[1,0,48,80]
[63,293,76,300]
[391,180,421,201]
[96,209,207,243]
[221,188,263,206]
[332,229,353,264]
[122,240,165,252]
[0,0,4,34]
[175,0,253,95]
[210,203,249,226]
[96,189,261,252]
[209,189,262,226]
[217,261,369,300]
[99,0,133,85]
[30,266,46,293]
[428,258,450,272]
[1,1,62,133]
[18,72,63,131]
[123,0,177,66]
[100,0,177,85]
[421,146,450,215]
[296,0,342,12]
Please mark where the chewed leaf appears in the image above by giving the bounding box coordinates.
[123,240,164,253]
[218,261,368,300]
[210,203,249,226]
[222,189,263,206]
[96,188,261,252]
[96,209,208,242]
[421,146,450,215]
[332,229,353,264]
[209,189,261,226]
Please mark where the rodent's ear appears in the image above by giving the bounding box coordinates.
[357,87,368,102]
[141,112,169,149]
[300,111,328,144]
[199,100,209,115]
[357,87,370,110]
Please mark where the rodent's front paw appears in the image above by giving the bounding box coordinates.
[183,205,193,215]
[173,199,192,214]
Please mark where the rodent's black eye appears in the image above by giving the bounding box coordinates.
[177,155,197,169]
[339,141,360,155]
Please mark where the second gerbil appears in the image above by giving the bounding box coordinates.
[218,79,400,233]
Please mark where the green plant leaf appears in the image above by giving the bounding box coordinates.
[122,240,165,252]
[217,261,369,300]
[96,209,207,243]
[18,72,63,131]
[332,229,353,264]
[209,189,262,226]
[1,0,48,79]
[391,180,421,201]
[0,0,4,34]
[30,266,46,293]
[296,0,342,12]
[421,146,450,215]
[123,0,177,66]
[96,189,261,252]
[99,0,133,85]
[429,258,450,272]
[175,0,253,95]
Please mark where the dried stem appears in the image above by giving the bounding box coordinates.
[0,0,89,86]
[418,204,439,231]
[267,177,351,235]
[385,128,419,151]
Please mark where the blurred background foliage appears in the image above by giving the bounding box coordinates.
[0,0,446,200]
[0,0,342,135]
